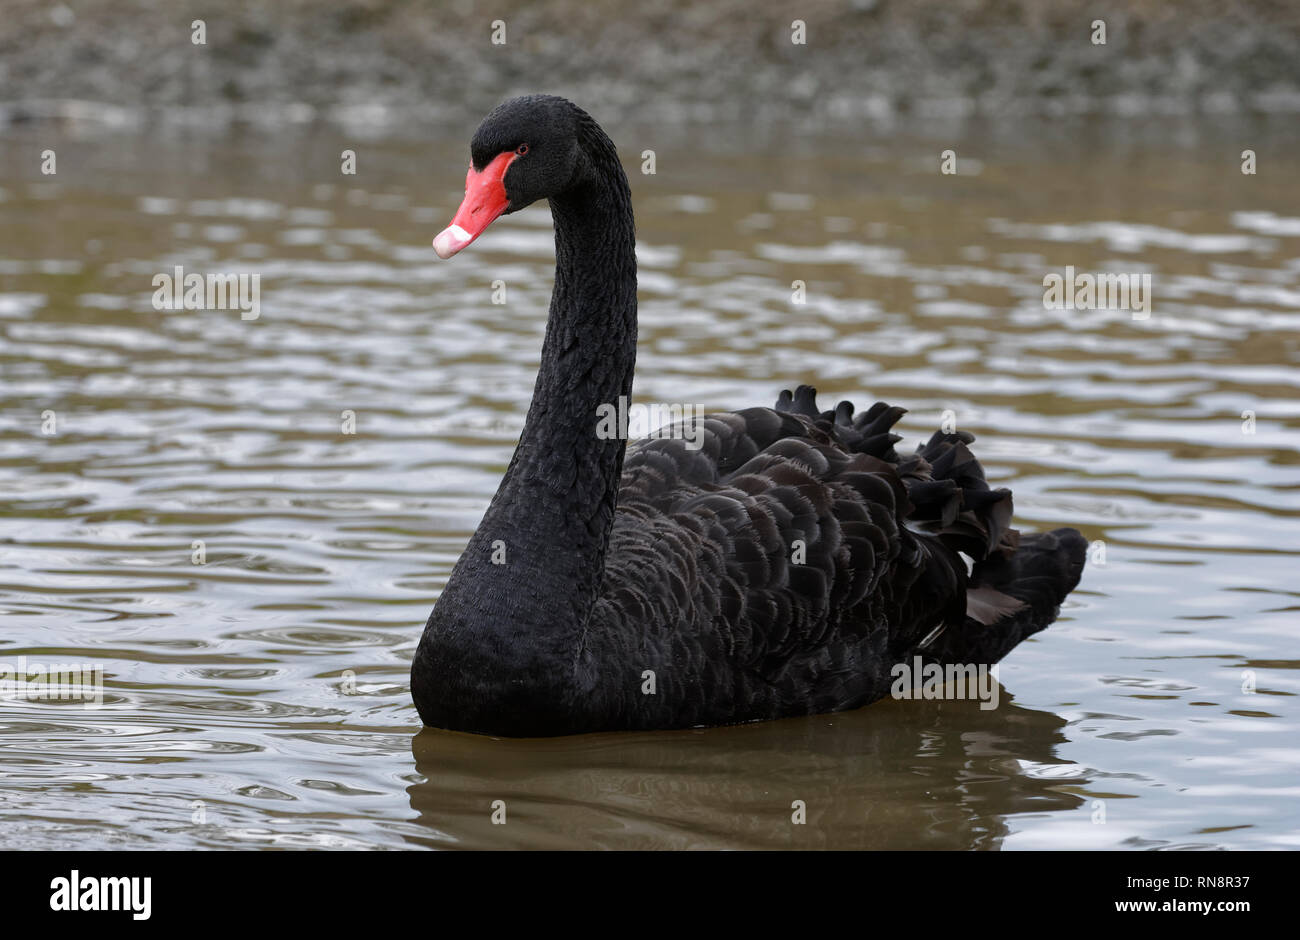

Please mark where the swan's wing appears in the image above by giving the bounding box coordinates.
[601,388,1022,680]
[582,387,1084,726]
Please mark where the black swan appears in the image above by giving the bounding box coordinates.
[413,95,1086,736]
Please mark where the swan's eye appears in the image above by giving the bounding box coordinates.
[516,144,529,155]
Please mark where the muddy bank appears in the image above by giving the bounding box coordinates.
[2,0,1299,128]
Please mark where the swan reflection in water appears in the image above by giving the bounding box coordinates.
[406,690,1085,850]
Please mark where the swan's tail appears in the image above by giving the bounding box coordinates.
[939,527,1088,666]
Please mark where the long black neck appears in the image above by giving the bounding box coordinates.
[509,119,637,528]
[421,118,636,672]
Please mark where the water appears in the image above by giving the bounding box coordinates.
[1,116,1297,850]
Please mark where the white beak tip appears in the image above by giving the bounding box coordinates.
[433,224,473,259]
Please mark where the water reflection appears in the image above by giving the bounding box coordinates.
[408,693,1085,849]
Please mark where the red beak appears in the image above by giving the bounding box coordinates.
[433,151,517,258]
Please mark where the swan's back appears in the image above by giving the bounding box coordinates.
[576,386,1086,730]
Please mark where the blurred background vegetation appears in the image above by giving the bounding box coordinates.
[2,0,1299,127]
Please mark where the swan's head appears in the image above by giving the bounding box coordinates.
[433,95,585,259]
